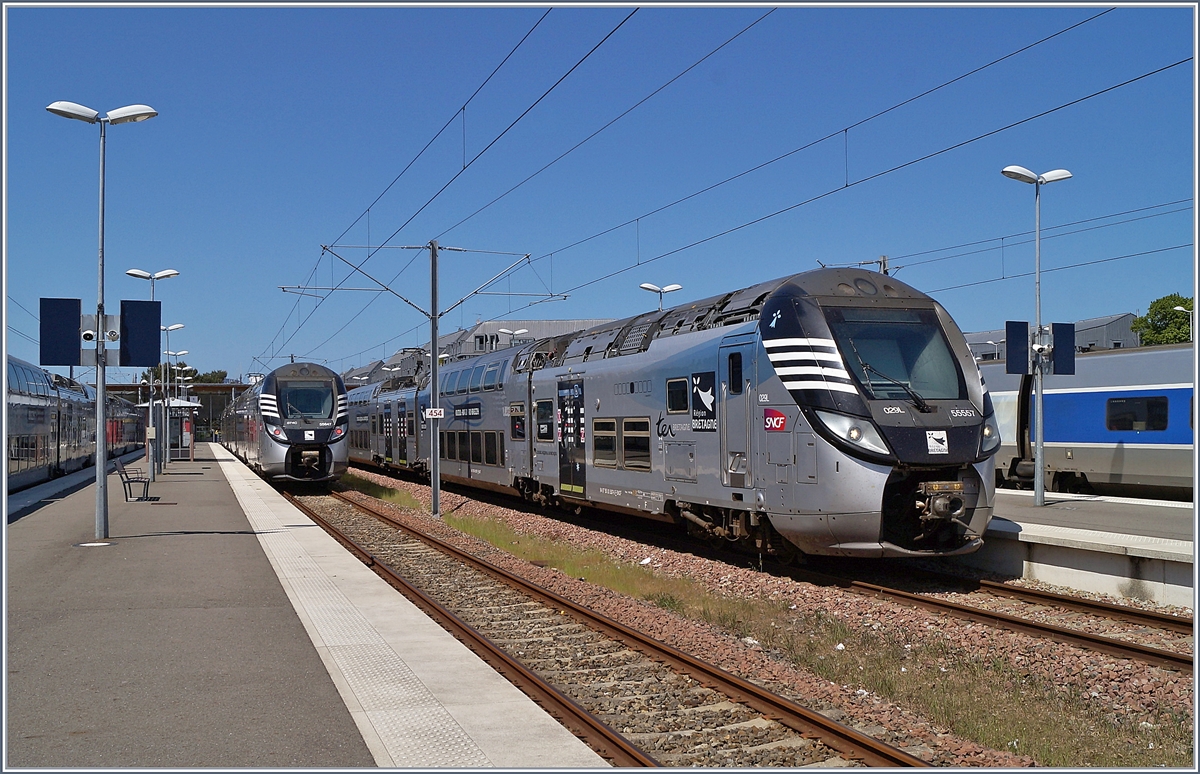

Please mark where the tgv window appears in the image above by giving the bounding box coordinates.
[824,307,965,401]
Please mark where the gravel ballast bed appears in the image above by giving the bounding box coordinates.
[344,470,1193,765]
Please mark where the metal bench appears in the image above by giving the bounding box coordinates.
[114,458,150,502]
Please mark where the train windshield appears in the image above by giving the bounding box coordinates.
[824,307,965,401]
[277,380,336,420]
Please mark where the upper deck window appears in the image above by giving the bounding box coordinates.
[824,307,965,401]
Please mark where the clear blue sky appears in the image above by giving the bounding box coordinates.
[4,3,1195,383]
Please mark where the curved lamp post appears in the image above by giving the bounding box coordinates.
[1002,165,1071,506]
[47,100,157,539]
[640,282,681,312]
[497,327,528,347]
[1172,306,1193,342]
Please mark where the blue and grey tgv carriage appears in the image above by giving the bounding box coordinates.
[221,363,349,483]
[349,268,999,560]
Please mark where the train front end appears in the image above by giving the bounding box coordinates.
[258,364,349,482]
[761,269,997,557]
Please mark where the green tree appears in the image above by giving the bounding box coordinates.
[1131,294,1192,345]
[193,370,228,384]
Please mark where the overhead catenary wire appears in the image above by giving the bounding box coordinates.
[304,9,1115,370]
[257,8,553,370]
[256,9,638,374]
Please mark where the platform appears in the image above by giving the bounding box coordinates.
[957,490,1195,608]
[4,443,606,768]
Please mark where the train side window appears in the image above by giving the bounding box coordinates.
[482,364,500,391]
[509,402,526,440]
[666,378,689,413]
[622,418,651,471]
[728,353,743,394]
[457,431,470,462]
[593,419,617,467]
[445,431,456,460]
[535,400,554,441]
[470,431,483,463]
[469,366,485,393]
[1106,396,1169,432]
[484,431,498,465]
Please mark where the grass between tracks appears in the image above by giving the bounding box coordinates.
[340,475,1193,767]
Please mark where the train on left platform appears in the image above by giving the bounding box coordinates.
[218,362,349,483]
[6,355,144,493]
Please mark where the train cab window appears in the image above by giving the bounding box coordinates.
[622,418,652,471]
[469,366,485,393]
[593,419,617,467]
[728,353,743,395]
[509,402,526,440]
[535,400,555,441]
[482,364,500,391]
[1106,396,1169,432]
[666,379,689,413]
[456,370,472,395]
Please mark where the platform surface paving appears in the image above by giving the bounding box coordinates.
[5,445,607,768]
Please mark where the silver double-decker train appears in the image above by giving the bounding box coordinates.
[346,268,999,560]
[219,362,349,483]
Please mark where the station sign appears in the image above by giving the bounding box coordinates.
[424,408,445,419]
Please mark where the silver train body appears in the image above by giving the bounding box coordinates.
[220,362,349,483]
[348,268,998,559]
[7,354,144,493]
[980,343,1193,499]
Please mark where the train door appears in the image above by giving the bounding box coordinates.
[396,400,408,465]
[557,379,585,497]
[719,341,755,488]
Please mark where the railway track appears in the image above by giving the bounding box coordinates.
[789,565,1193,673]
[283,490,931,768]
[350,464,1193,674]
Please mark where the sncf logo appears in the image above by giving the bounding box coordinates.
[764,408,788,432]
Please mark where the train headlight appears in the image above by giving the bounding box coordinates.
[332,425,345,438]
[813,410,891,456]
[268,424,286,440]
[979,418,1001,455]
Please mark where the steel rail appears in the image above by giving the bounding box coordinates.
[973,578,1194,634]
[838,578,1192,673]
[332,491,931,768]
[281,492,659,767]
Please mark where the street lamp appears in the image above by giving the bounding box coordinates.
[497,327,528,347]
[1002,164,1071,506]
[125,268,179,300]
[47,100,157,539]
[1172,306,1193,342]
[640,282,682,312]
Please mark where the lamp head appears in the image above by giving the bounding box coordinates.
[1039,169,1072,184]
[153,269,180,280]
[640,283,662,293]
[1001,165,1038,184]
[661,284,682,293]
[105,104,158,124]
[126,268,152,279]
[46,101,99,123]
